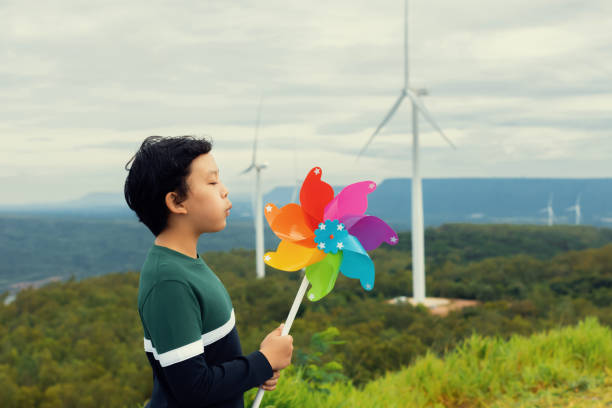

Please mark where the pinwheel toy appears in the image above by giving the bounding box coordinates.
[252,166,398,407]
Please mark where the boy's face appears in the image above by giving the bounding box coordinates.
[181,153,232,233]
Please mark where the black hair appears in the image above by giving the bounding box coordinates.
[124,135,213,236]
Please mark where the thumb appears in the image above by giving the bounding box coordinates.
[276,323,285,334]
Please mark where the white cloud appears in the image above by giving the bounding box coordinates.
[0,0,611,204]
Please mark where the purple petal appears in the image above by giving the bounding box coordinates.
[347,216,398,251]
[338,214,364,230]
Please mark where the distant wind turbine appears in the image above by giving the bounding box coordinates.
[540,193,554,226]
[357,0,456,304]
[241,98,268,279]
[566,194,582,225]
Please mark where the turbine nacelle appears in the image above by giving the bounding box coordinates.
[357,86,456,160]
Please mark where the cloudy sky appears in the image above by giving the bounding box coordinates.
[2,0,611,205]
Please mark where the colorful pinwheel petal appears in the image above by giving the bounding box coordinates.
[299,166,334,231]
[263,167,398,301]
[324,180,377,221]
[341,215,398,251]
[306,252,342,301]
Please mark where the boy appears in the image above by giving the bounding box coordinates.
[124,136,293,407]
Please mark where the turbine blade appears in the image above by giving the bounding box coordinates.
[240,164,255,175]
[406,89,456,149]
[252,96,263,165]
[357,90,406,159]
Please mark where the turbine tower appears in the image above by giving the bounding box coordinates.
[566,194,581,225]
[540,193,554,226]
[357,0,455,304]
[241,98,268,279]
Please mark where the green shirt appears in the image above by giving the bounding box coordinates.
[138,245,235,367]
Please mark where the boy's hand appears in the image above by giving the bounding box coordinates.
[259,324,293,371]
[261,370,281,391]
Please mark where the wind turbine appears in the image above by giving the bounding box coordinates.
[357,0,456,304]
[566,194,581,225]
[241,98,268,279]
[540,193,554,226]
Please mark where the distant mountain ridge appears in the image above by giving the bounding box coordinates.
[2,178,611,226]
[266,178,612,227]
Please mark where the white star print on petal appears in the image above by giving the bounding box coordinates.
[337,224,344,231]
[318,223,326,230]
[390,236,398,243]
[369,183,376,190]
[265,205,273,213]
[313,168,320,175]
[336,242,344,250]
[318,243,326,250]
[264,255,271,261]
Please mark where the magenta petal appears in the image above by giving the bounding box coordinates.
[347,215,399,251]
[323,181,377,221]
[338,215,364,230]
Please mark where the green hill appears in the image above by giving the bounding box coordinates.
[1,225,611,407]
[245,318,612,407]
[2,216,612,294]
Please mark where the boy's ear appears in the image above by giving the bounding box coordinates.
[164,192,188,215]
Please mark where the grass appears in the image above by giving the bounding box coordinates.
[489,372,612,407]
[245,317,612,407]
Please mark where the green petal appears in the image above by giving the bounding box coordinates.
[305,252,342,301]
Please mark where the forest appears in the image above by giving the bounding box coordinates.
[0,223,611,407]
[2,216,612,292]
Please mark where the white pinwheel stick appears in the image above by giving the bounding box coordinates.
[251,274,309,408]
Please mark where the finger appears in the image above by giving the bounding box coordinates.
[272,370,281,380]
[264,377,279,385]
[262,384,276,391]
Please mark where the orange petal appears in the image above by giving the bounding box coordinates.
[263,240,326,272]
[264,202,316,247]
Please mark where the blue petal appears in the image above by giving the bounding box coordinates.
[339,234,375,291]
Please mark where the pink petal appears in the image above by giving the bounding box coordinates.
[323,181,376,221]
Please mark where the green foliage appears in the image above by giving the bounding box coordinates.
[245,318,612,407]
[0,273,151,407]
[0,224,611,406]
[394,223,612,265]
[294,327,348,391]
[0,216,279,292]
